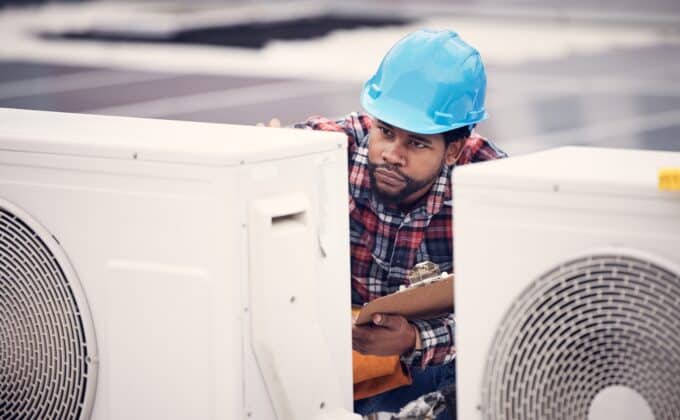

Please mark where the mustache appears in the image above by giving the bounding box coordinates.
[367,162,408,181]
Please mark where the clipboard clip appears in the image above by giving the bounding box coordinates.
[402,261,448,291]
[354,261,454,325]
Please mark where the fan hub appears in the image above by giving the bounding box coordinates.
[588,385,654,420]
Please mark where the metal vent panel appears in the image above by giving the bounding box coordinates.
[481,253,680,420]
[0,201,97,420]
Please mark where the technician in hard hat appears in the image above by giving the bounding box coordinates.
[295,29,506,419]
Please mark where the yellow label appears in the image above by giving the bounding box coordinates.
[659,168,680,191]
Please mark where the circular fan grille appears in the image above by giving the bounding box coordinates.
[481,253,680,420]
[0,204,97,419]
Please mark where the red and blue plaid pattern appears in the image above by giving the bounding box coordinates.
[295,112,507,368]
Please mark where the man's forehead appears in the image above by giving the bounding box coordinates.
[374,118,443,142]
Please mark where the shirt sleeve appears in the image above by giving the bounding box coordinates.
[457,133,508,164]
[401,315,456,369]
[293,112,372,154]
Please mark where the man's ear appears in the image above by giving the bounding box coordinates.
[444,140,464,166]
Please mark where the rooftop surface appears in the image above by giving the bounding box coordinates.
[1,0,679,156]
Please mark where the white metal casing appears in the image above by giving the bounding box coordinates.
[454,146,680,419]
[0,108,358,420]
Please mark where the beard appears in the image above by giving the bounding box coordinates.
[367,161,442,205]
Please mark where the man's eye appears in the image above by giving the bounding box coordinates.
[409,140,427,149]
[379,127,393,137]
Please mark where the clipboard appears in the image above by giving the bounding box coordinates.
[354,274,454,326]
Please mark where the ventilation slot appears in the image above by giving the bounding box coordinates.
[272,211,305,227]
[481,254,680,420]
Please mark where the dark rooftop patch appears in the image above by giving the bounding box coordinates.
[43,14,413,49]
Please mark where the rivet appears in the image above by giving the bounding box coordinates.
[320,402,325,409]
[290,296,296,303]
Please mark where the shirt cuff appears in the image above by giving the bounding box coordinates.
[400,320,430,368]
[400,346,423,368]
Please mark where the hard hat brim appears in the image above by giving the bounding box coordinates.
[360,87,488,135]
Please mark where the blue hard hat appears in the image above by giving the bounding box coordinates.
[360,29,488,134]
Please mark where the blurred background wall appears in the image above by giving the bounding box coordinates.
[1,0,679,155]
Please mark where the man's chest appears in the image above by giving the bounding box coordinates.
[349,203,453,281]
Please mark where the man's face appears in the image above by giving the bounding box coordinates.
[367,119,463,207]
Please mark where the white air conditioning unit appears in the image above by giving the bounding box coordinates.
[0,108,360,420]
[454,147,680,420]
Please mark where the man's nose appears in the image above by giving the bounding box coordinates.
[382,140,406,166]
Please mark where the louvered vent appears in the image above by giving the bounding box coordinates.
[0,203,97,419]
[481,254,680,420]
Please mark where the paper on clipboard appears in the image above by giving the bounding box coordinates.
[354,275,454,326]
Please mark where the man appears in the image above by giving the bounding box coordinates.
[295,29,506,419]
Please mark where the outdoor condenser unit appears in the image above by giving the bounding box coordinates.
[454,146,680,420]
[0,108,360,420]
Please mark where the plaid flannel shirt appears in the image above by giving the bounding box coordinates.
[295,112,507,368]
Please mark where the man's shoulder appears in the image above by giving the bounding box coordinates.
[295,112,372,151]
[459,133,507,164]
[295,112,372,133]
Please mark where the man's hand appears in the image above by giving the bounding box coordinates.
[255,118,281,128]
[352,313,417,356]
